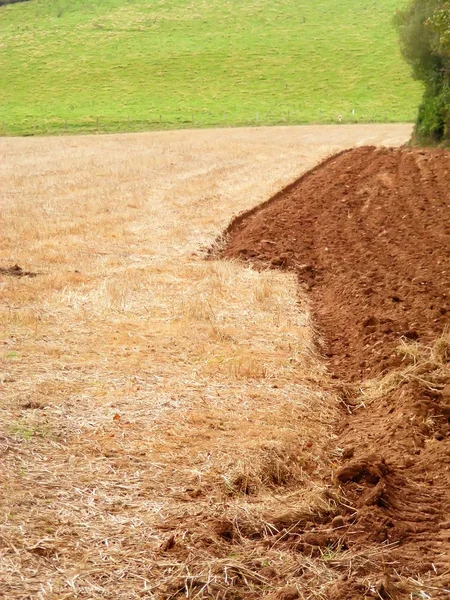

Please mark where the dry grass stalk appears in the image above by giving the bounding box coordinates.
[353,333,450,409]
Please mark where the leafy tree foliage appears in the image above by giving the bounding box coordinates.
[429,2,450,55]
[0,0,31,5]
[395,0,450,143]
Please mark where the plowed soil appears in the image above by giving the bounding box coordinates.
[220,146,450,597]
[221,146,450,382]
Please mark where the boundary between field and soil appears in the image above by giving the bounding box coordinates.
[215,149,351,240]
[216,145,450,598]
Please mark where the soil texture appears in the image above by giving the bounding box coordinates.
[220,146,450,382]
[220,146,450,597]
[274,377,450,598]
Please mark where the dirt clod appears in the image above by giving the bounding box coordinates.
[159,534,176,552]
[274,586,300,600]
[336,456,388,485]
[342,447,354,459]
[326,579,367,600]
[331,515,345,529]
[0,264,38,278]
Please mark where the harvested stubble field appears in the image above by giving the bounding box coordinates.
[1,123,447,600]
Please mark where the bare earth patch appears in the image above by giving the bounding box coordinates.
[0,125,410,599]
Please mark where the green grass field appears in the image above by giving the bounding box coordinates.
[0,0,421,135]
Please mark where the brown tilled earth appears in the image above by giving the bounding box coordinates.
[221,146,450,598]
[222,146,450,383]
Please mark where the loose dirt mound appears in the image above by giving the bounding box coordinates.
[0,264,37,277]
[221,146,450,382]
[220,146,450,597]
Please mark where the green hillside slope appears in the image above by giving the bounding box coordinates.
[0,0,421,135]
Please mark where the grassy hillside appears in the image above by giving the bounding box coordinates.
[0,0,421,135]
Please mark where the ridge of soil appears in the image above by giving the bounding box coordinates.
[219,146,450,598]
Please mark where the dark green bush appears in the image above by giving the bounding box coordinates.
[0,0,31,5]
[395,0,450,144]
